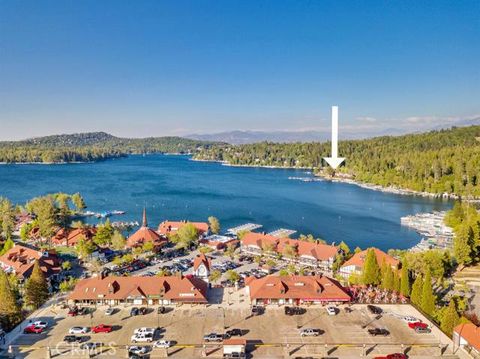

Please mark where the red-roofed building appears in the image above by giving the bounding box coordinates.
[0,243,61,280]
[68,274,208,306]
[245,274,351,305]
[127,209,167,249]
[193,253,211,282]
[51,227,97,247]
[241,232,340,271]
[158,220,209,237]
[454,323,480,357]
[339,248,399,278]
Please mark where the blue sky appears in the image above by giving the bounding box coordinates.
[0,1,479,140]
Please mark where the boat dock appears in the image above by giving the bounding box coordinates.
[268,228,297,238]
[227,223,263,235]
[400,211,454,252]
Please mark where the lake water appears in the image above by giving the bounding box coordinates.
[0,155,452,251]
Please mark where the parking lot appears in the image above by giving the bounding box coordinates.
[9,303,453,358]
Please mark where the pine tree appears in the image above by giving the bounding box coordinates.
[410,274,423,306]
[393,271,401,293]
[440,300,460,335]
[362,248,381,286]
[0,270,21,330]
[400,261,411,297]
[420,270,436,315]
[24,260,49,309]
[454,223,474,266]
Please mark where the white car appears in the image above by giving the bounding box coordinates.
[128,346,150,354]
[131,333,153,343]
[32,321,48,328]
[403,316,420,323]
[69,326,89,334]
[326,306,337,316]
[105,307,115,316]
[154,340,172,348]
[134,327,156,335]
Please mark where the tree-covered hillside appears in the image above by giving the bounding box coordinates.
[194,126,480,197]
[0,132,219,163]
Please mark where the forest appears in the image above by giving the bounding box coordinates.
[0,132,218,163]
[194,125,480,197]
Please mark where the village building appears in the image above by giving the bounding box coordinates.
[241,232,339,271]
[127,209,167,248]
[453,323,480,357]
[338,247,399,278]
[68,274,208,306]
[0,243,61,280]
[51,227,97,246]
[193,253,211,282]
[158,220,209,237]
[245,274,351,305]
[200,234,238,250]
[14,212,34,232]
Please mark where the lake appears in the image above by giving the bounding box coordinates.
[0,155,452,251]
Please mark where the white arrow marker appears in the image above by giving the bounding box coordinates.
[323,105,345,169]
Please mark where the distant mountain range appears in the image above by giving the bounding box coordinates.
[188,116,480,144]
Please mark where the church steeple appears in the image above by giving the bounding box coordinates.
[142,207,148,227]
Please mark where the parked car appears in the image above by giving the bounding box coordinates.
[408,322,428,329]
[130,307,139,316]
[154,340,172,348]
[32,321,48,328]
[285,306,306,316]
[77,307,89,315]
[403,316,419,323]
[251,305,264,316]
[105,307,115,316]
[67,308,78,316]
[91,324,113,333]
[203,333,224,342]
[23,325,43,334]
[128,346,150,355]
[134,327,156,336]
[300,328,322,337]
[158,306,166,314]
[63,335,83,343]
[69,327,89,334]
[326,306,338,316]
[139,307,148,315]
[131,333,153,343]
[368,328,390,336]
[373,354,408,359]
[367,305,383,315]
[415,326,432,334]
[225,328,243,337]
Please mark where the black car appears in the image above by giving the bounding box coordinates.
[139,307,148,315]
[368,328,390,336]
[285,306,306,316]
[225,328,243,337]
[63,335,83,343]
[78,307,89,315]
[251,305,264,316]
[158,306,166,314]
[130,307,139,316]
[367,305,383,315]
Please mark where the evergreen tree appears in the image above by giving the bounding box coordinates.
[111,230,126,250]
[393,271,401,293]
[362,248,381,286]
[420,270,436,315]
[410,274,423,306]
[400,261,411,297]
[208,216,220,234]
[0,238,15,256]
[93,219,114,246]
[24,260,49,309]
[71,193,87,212]
[440,300,460,335]
[382,266,394,291]
[0,197,15,240]
[0,270,21,330]
[454,223,474,266]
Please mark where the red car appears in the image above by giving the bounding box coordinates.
[23,325,44,334]
[91,324,113,333]
[374,354,408,359]
[67,308,78,317]
[408,322,428,329]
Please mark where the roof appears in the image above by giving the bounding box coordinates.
[68,275,208,303]
[242,233,338,261]
[158,221,209,235]
[341,248,399,270]
[126,226,164,248]
[454,323,480,350]
[193,253,211,271]
[51,227,97,246]
[0,243,61,279]
[223,338,247,346]
[246,275,351,302]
